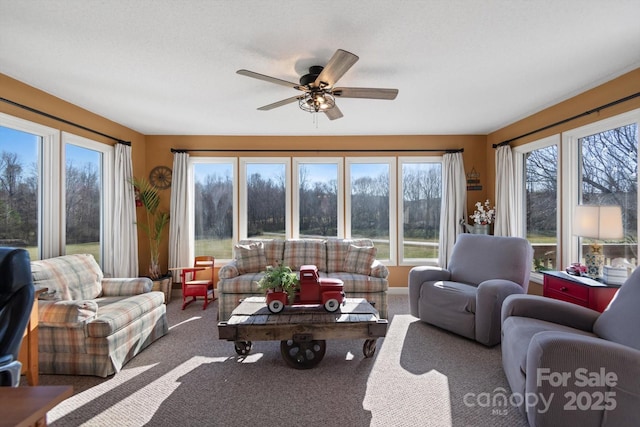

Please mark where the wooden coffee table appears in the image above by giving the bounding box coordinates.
[218,297,388,369]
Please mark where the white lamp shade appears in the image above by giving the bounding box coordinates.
[573,205,624,239]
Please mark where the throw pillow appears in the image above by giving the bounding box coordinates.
[235,241,267,274]
[343,245,377,275]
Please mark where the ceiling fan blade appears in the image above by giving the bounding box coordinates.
[323,105,344,120]
[332,87,398,100]
[314,49,359,88]
[237,69,304,90]
[257,95,302,111]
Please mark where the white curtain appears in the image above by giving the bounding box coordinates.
[112,143,139,277]
[438,151,467,267]
[495,145,517,236]
[168,152,190,282]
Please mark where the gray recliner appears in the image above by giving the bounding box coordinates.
[501,267,640,427]
[409,233,533,346]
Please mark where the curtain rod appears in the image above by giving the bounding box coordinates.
[171,148,464,154]
[0,97,131,146]
[492,92,640,148]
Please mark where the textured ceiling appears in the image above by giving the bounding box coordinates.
[1,0,639,136]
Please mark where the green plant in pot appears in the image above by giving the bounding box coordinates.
[131,177,170,280]
[257,262,299,303]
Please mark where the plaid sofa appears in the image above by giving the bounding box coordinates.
[31,254,168,377]
[217,238,389,321]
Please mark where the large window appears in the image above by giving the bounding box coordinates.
[63,134,113,265]
[399,157,442,265]
[514,135,560,273]
[346,158,396,262]
[191,155,441,265]
[563,111,639,267]
[239,158,290,239]
[192,159,236,260]
[0,114,114,271]
[293,158,343,238]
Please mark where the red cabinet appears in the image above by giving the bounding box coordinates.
[542,271,620,312]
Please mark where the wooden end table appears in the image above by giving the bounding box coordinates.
[542,271,620,312]
[0,385,73,427]
[218,297,388,369]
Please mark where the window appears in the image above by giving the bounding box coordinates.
[563,110,639,267]
[239,158,290,239]
[0,113,114,271]
[63,133,113,266]
[192,159,237,260]
[398,157,442,265]
[345,158,396,262]
[293,158,343,238]
[514,135,560,274]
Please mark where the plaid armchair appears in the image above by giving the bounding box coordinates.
[32,254,168,377]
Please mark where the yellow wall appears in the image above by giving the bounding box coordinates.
[3,67,639,287]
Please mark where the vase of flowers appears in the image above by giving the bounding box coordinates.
[469,199,495,234]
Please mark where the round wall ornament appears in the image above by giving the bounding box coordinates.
[149,165,172,189]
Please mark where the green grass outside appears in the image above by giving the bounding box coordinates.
[16,242,100,262]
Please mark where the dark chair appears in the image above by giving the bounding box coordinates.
[0,247,35,387]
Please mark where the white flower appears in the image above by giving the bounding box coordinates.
[471,199,496,225]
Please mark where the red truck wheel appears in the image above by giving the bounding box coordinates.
[268,299,285,313]
[324,298,340,312]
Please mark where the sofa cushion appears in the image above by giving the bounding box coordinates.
[235,241,267,274]
[217,272,265,294]
[39,300,98,326]
[325,272,388,293]
[283,239,327,271]
[238,239,286,267]
[31,254,103,301]
[86,292,165,338]
[343,244,377,275]
[326,238,374,273]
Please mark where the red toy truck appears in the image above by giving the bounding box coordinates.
[266,265,344,314]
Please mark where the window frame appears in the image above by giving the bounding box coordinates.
[292,157,344,239]
[61,131,114,273]
[513,134,561,283]
[398,156,443,266]
[561,108,640,267]
[239,157,291,240]
[345,157,397,264]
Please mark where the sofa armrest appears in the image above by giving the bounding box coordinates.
[39,300,98,327]
[101,277,152,296]
[501,294,600,332]
[218,261,240,279]
[370,259,389,279]
[525,331,640,427]
[408,266,451,317]
[476,279,525,346]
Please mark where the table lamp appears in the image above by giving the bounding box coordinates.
[573,205,623,278]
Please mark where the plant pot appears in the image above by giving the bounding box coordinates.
[471,224,490,235]
[151,276,172,303]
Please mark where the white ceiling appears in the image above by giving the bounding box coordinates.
[1,1,640,136]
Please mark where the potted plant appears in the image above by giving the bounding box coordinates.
[257,262,299,306]
[131,177,170,281]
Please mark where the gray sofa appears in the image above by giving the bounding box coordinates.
[409,234,533,346]
[501,266,640,427]
[217,238,389,321]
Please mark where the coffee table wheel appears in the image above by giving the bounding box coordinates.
[280,339,326,369]
[234,340,252,355]
[363,339,377,358]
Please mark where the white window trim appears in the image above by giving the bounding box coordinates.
[189,157,238,263]
[398,156,443,266]
[513,134,560,283]
[0,112,60,259]
[345,157,397,265]
[292,157,344,239]
[239,157,291,240]
[561,108,640,267]
[62,132,114,273]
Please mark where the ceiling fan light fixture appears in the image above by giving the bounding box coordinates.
[299,91,335,113]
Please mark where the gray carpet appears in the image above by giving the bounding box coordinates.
[36,294,529,427]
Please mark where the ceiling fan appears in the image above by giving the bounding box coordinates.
[237,49,398,120]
